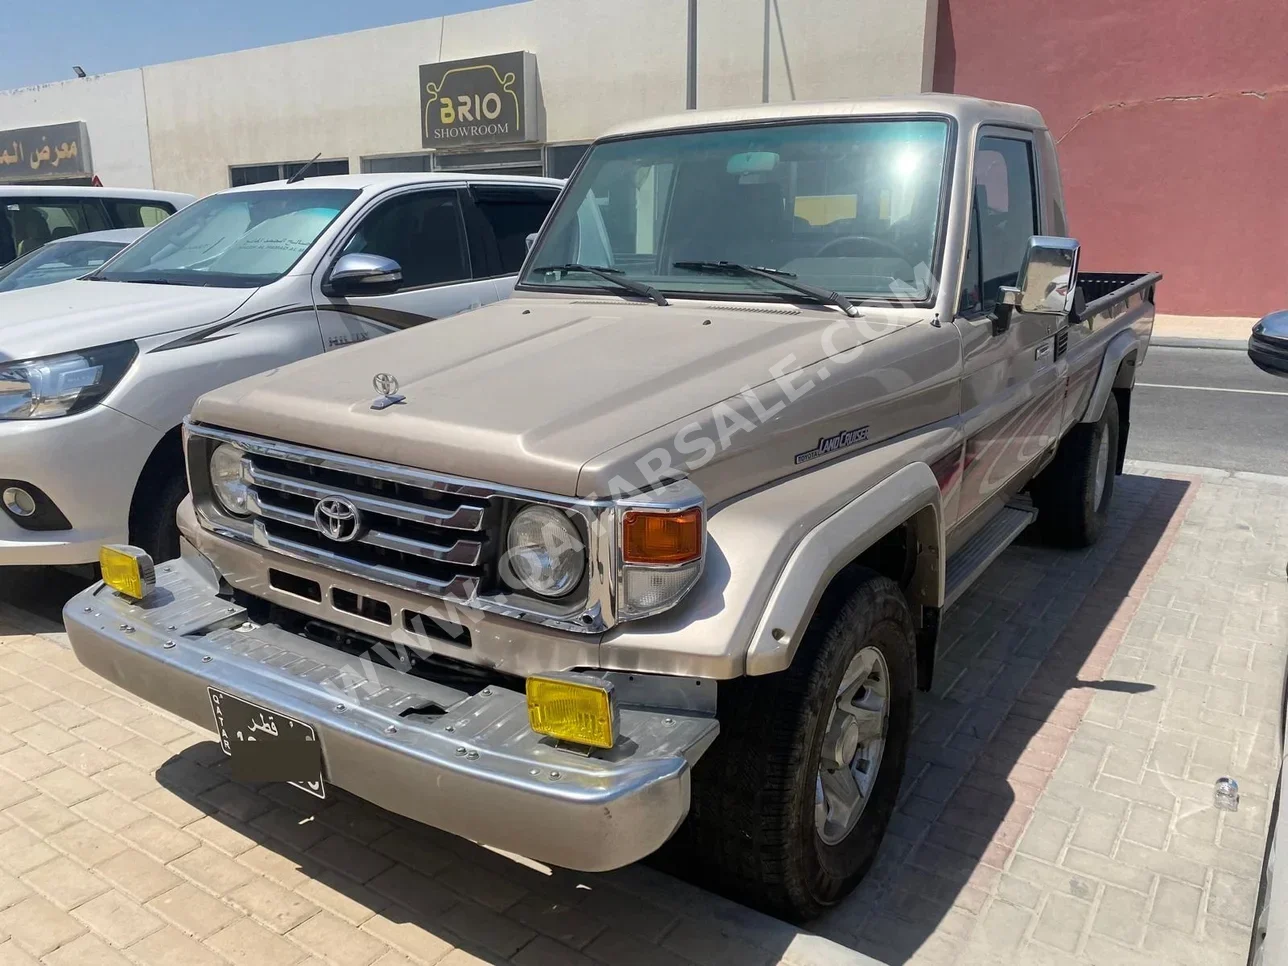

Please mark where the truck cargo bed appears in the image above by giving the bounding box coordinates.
[1078,271,1163,315]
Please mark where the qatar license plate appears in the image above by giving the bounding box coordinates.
[208,688,325,799]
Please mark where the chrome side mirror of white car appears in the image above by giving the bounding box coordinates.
[325,253,403,295]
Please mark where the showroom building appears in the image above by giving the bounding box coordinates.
[0,0,938,195]
[1,0,1284,316]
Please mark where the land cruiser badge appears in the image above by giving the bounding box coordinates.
[795,426,870,465]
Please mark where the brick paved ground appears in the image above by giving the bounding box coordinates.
[0,463,1281,966]
[814,463,1288,965]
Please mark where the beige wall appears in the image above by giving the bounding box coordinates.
[2,0,939,198]
[0,70,156,189]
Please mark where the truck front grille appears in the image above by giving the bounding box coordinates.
[242,450,497,601]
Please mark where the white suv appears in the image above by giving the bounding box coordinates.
[1,185,194,265]
[0,173,562,566]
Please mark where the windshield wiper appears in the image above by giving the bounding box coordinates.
[530,263,668,307]
[673,261,858,317]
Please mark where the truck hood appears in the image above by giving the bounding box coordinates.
[192,297,906,496]
[0,278,255,361]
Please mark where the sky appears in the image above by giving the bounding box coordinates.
[3,0,521,90]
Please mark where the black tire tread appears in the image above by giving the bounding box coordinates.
[675,569,915,921]
[1031,393,1119,548]
[129,469,188,563]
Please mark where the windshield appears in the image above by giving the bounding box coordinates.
[93,188,359,288]
[522,118,951,304]
[0,238,130,292]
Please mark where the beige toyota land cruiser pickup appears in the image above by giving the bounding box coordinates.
[65,95,1161,920]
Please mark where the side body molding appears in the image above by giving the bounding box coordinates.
[745,462,943,676]
[1080,329,1141,424]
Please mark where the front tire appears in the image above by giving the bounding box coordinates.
[1031,392,1119,548]
[675,570,916,921]
[130,470,187,563]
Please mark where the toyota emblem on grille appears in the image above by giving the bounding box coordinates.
[314,497,362,543]
[372,373,399,396]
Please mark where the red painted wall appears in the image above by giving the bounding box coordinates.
[933,0,1288,317]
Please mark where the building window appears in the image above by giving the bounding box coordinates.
[229,159,350,187]
[545,143,590,179]
[361,154,434,174]
[433,147,544,172]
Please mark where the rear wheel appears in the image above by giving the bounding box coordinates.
[674,569,915,921]
[1031,392,1119,548]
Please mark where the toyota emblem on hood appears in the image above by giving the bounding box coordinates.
[371,372,406,410]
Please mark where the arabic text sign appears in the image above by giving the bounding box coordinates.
[420,52,539,148]
[0,122,92,181]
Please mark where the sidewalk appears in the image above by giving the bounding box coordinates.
[1152,315,1256,347]
[814,461,1287,965]
[0,461,1281,966]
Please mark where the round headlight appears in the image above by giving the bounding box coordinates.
[209,443,250,517]
[504,505,585,599]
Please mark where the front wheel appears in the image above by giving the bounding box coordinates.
[129,470,188,564]
[674,570,916,921]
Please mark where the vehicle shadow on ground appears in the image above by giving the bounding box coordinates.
[154,741,823,965]
[811,473,1190,963]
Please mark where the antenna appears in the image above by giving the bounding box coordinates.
[286,153,323,184]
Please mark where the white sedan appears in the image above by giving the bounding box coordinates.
[0,228,145,293]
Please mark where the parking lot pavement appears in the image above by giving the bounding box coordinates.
[814,461,1288,965]
[0,462,1282,966]
[0,612,873,960]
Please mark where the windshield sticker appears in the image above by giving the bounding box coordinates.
[795,426,870,465]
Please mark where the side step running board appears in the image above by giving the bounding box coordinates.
[943,504,1037,610]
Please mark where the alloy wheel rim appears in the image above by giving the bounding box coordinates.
[815,645,890,846]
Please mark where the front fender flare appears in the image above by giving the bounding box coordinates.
[744,462,943,676]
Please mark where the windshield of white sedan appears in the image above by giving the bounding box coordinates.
[93,188,358,287]
[522,118,950,303]
[0,238,129,292]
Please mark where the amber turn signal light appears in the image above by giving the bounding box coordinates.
[621,508,702,564]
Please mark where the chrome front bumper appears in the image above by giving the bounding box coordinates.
[63,558,719,872]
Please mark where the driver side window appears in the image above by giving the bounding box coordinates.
[343,190,469,290]
[958,136,1038,317]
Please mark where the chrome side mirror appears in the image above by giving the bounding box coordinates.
[325,253,402,295]
[1249,311,1288,377]
[999,235,1081,317]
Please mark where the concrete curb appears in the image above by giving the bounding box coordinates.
[1124,459,1288,485]
[1151,336,1246,350]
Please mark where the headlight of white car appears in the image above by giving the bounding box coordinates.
[0,342,137,420]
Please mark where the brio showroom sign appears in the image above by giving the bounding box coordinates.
[419,52,540,148]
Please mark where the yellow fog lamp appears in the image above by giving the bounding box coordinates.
[99,545,156,601]
[526,672,619,750]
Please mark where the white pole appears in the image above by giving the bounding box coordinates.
[762,0,771,102]
[687,0,698,109]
